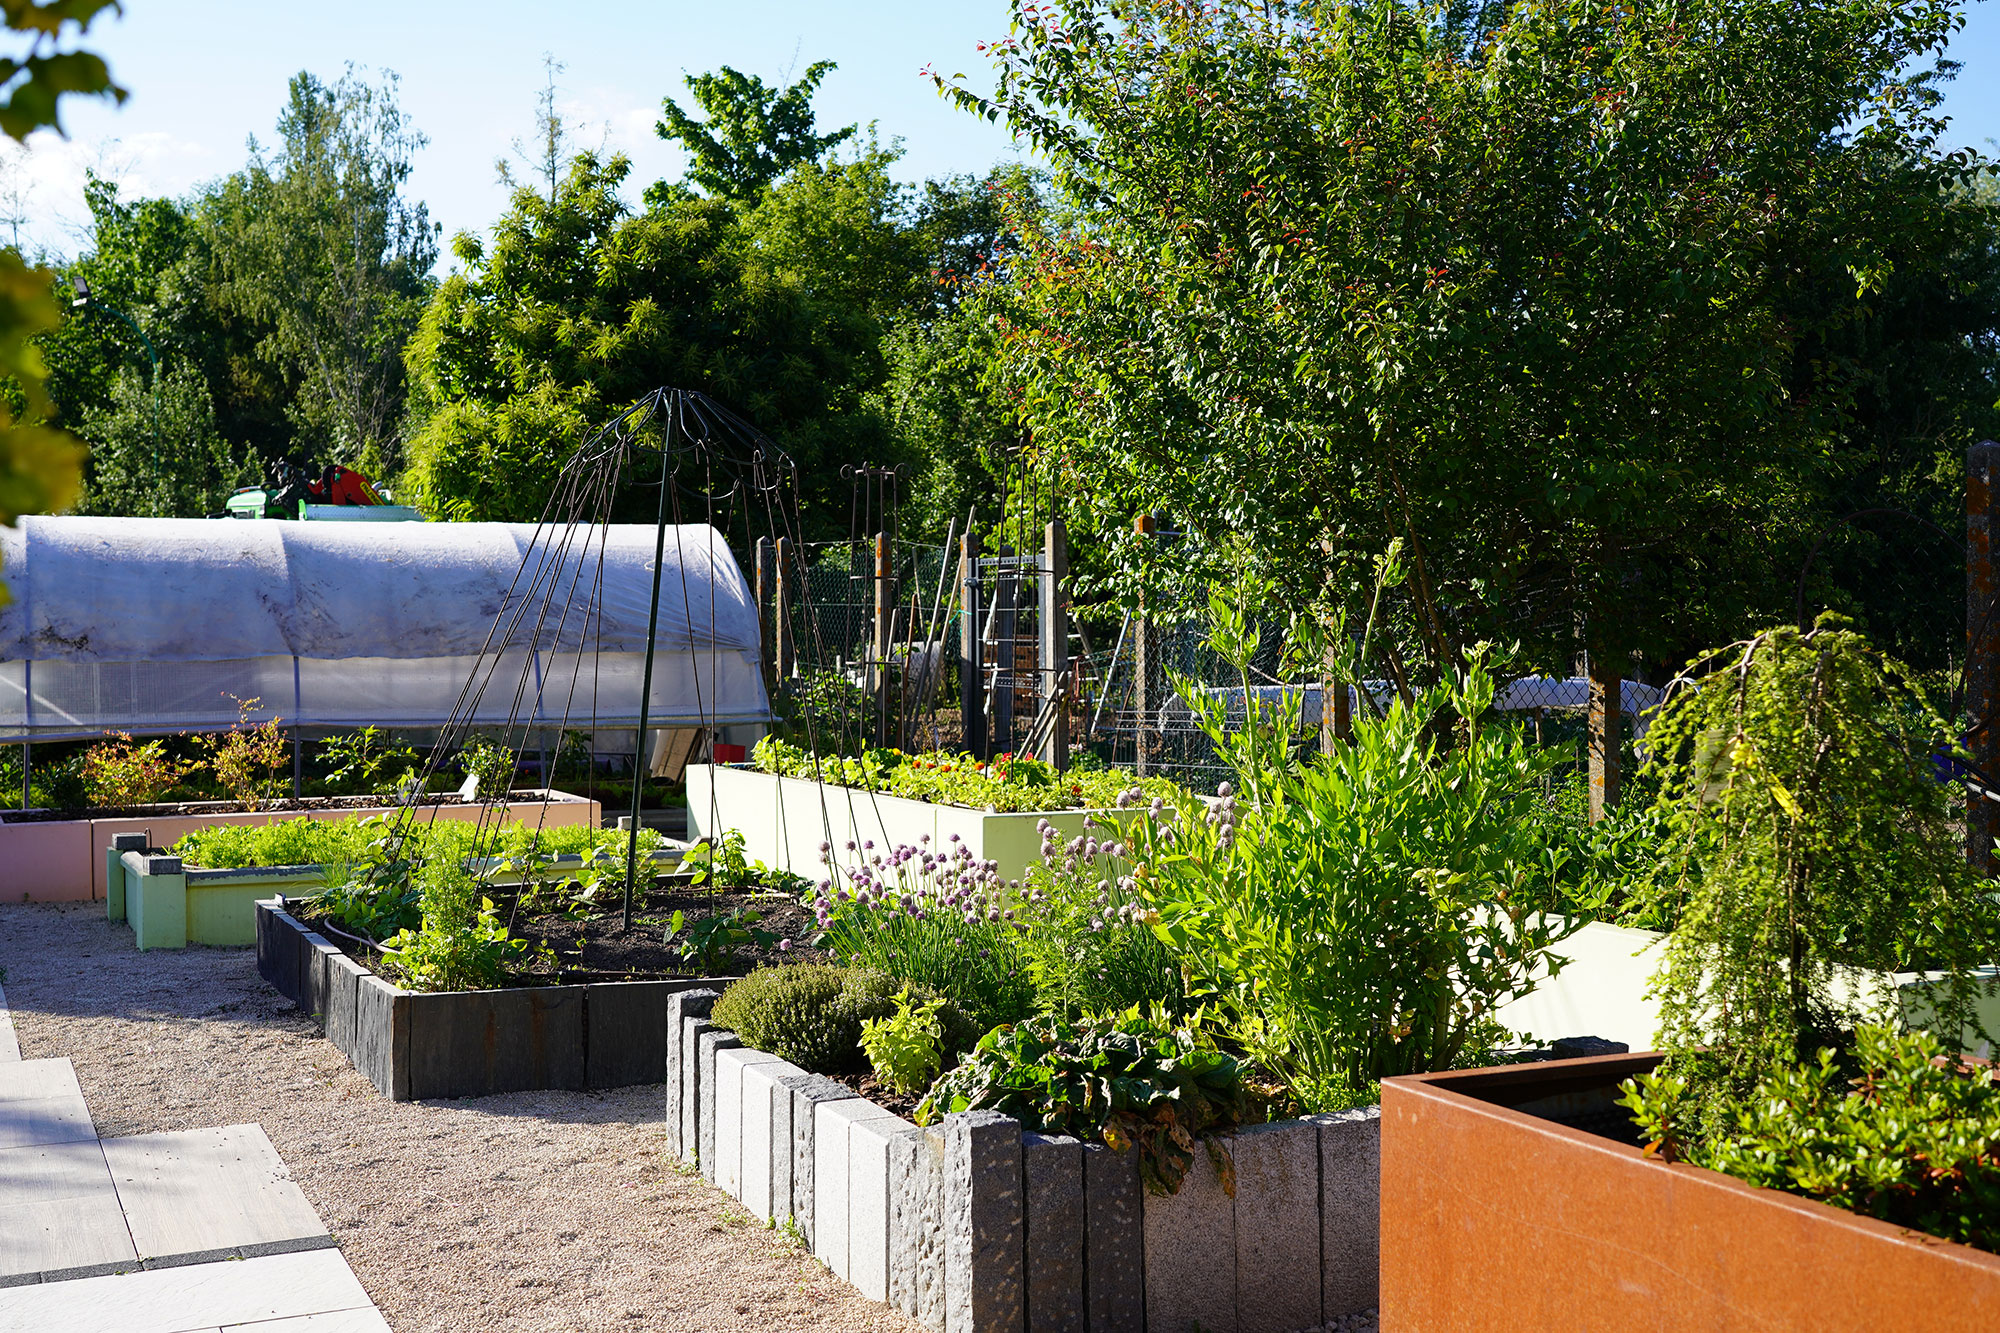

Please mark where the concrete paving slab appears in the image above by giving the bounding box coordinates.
[0,1139,135,1278]
[220,1310,393,1332]
[0,1248,373,1333]
[101,1124,328,1261]
[0,1057,84,1103]
[0,1094,96,1151]
[0,984,19,1063]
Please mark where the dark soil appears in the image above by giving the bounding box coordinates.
[826,1070,927,1120]
[310,879,827,985]
[1,788,584,823]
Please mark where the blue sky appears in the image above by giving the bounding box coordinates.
[11,0,2000,262]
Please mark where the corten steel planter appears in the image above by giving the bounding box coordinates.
[0,787,599,904]
[1380,1053,2000,1332]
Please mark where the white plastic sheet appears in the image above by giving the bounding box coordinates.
[0,516,769,740]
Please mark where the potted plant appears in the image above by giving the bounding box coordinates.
[1381,620,2000,1329]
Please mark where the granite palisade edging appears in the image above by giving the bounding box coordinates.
[686,1012,1382,1333]
[255,898,732,1100]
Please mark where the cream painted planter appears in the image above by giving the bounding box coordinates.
[687,764,1125,881]
[0,788,599,905]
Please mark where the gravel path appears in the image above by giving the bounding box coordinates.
[0,904,922,1333]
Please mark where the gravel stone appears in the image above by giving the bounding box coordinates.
[0,904,921,1333]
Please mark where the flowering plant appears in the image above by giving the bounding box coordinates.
[807,832,1036,1030]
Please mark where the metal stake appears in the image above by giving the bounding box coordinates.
[624,436,674,931]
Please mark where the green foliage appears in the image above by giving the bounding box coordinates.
[0,0,125,140]
[664,905,775,974]
[859,986,947,1096]
[654,61,854,203]
[318,726,418,795]
[1014,819,1185,1019]
[172,812,615,870]
[713,964,887,1073]
[378,857,533,993]
[455,736,516,797]
[808,837,1037,1032]
[753,736,1179,813]
[917,1010,1253,1197]
[1132,659,1582,1100]
[0,246,83,558]
[1635,619,2000,1136]
[944,0,1988,678]
[71,363,246,517]
[309,860,420,941]
[198,695,289,810]
[1621,1026,2000,1254]
[79,732,189,807]
[206,68,437,475]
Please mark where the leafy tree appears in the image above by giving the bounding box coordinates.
[654,61,854,203]
[72,362,243,516]
[0,0,127,558]
[943,0,1987,681]
[206,68,438,477]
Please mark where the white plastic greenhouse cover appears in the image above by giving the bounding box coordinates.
[0,516,769,741]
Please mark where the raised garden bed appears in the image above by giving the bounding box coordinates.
[0,787,599,905]
[1379,1052,2000,1330]
[669,988,1380,1333]
[109,825,696,951]
[688,763,1127,880]
[257,898,740,1098]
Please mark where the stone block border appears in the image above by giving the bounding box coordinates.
[256,899,729,1100]
[678,995,1381,1333]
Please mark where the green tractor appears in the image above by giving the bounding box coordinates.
[224,461,424,522]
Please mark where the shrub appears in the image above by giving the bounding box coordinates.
[319,726,418,795]
[80,733,190,808]
[713,965,972,1074]
[917,1009,1254,1196]
[200,695,290,809]
[1621,1026,2000,1254]
[1633,619,2000,1138]
[1132,662,1581,1105]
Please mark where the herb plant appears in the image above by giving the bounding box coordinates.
[377,858,536,993]
[754,736,1180,812]
[917,1009,1254,1196]
[1131,659,1582,1104]
[808,833,1037,1030]
[859,987,947,1096]
[1013,816,1184,1019]
[713,965,968,1074]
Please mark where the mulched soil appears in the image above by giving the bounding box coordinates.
[309,880,827,984]
[824,1070,925,1121]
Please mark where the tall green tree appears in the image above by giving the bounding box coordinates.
[207,68,438,477]
[654,60,854,203]
[945,0,1987,680]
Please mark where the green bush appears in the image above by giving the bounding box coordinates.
[753,736,1181,813]
[1621,1026,2000,1254]
[713,965,974,1074]
[917,1009,1254,1196]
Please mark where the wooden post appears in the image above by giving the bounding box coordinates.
[1133,514,1157,775]
[873,532,892,747]
[1588,657,1622,822]
[754,536,774,691]
[774,536,795,680]
[1968,440,2000,875]
[960,529,986,759]
[1321,637,1351,753]
[1039,518,1070,769]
